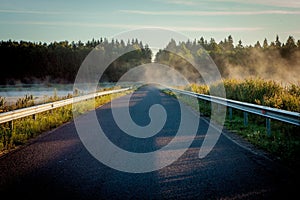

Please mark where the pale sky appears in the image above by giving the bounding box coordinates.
[0,0,300,45]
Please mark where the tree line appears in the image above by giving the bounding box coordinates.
[0,38,151,84]
[1,35,299,85]
[155,35,300,84]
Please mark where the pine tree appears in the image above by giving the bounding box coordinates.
[275,35,281,48]
[263,38,268,49]
[254,41,262,48]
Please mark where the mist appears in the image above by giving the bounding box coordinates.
[220,48,300,85]
[155,37,300,86]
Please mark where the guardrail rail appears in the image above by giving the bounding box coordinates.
[0,87,131,129]
[169,87,300,135]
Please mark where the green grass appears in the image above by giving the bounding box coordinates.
[224,111,300,163]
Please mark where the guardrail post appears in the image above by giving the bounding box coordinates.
[33,114,37,120]
[266,118,271,136]
[196,97,199,110]
[197,98,201,113]
[9,120,13,130]
[229,107,233,120]
[243,112,248,126]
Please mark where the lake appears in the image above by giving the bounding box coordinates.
[0,83,117,105]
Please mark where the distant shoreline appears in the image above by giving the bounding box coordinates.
[0,82,122,106]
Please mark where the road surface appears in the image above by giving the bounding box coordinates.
[0,85,298,199]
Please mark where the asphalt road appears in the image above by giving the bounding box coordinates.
[0,85,298,200]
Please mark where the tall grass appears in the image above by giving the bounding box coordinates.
[208,78,300,112]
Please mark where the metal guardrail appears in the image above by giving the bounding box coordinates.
[0,88,130,126]
[169,88,300,135]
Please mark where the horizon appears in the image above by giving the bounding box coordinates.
[0,34,300,47]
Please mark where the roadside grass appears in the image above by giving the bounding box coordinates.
[0,88,133,154]
[162,79,300,170]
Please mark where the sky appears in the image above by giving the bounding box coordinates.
[0,0,300,46]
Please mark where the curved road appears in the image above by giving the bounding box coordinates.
[0,85,298,199]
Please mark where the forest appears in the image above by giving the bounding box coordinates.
[0,38,152,84]
[0,35,299,85]
[155,35,300,85]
